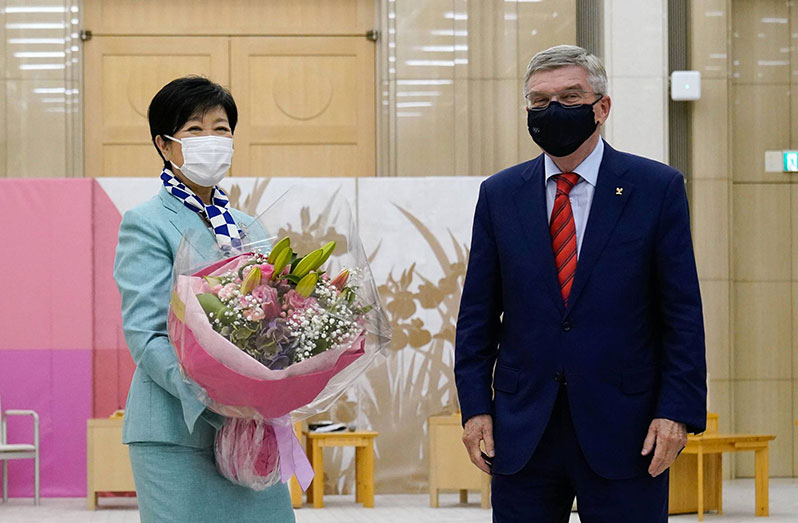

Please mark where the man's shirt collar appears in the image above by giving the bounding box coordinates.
[543,137,604,187]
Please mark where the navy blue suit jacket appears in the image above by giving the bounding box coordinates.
[455,142,707,479]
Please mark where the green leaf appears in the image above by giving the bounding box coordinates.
[237,260,258,280]
[234,327,254,340]
[283,274,302,285]
[197,293,226,315]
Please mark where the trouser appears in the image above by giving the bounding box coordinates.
[491,385,668,523]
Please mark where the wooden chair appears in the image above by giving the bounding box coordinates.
[0,395,40,505]
[428,412,490,509]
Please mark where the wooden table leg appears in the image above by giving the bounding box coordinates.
[355,443,374,508]
[697,448,704,521]
[290,423,303,508]
[355,446,362,503]
[481,473,491,509]
[305,437,313,505]
[289,475,302,508]
[308,440,324,508]
[754,447,769,516]
[715,454,723,515]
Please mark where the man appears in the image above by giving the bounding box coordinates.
[454,45,706,522]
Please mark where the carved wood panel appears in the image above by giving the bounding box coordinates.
[83,0,374,36]
[84,37,230,177]
[230,37,375,177]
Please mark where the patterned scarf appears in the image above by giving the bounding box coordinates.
[160,169,242,250]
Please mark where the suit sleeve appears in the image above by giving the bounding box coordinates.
[455,182,503,425]
[114,209,220,433]
[652,173,707,433]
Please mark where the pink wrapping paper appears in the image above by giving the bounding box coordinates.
[168,254,367,490]
[168,273,365,418]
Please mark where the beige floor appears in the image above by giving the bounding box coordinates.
[1,479,797,522]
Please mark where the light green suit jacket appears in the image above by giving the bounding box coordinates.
[114,187,266,447]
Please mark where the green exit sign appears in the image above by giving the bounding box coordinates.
[784,151,798,172]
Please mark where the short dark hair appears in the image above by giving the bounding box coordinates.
[147,76,238,168]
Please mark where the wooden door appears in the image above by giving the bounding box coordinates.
[230,37,375,177]
[84,37,230,178]
[83,0,374,36]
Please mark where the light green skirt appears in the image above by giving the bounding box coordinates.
[128,442,295,523]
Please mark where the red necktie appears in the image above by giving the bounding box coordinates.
[550,173,580,305]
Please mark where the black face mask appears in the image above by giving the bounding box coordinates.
[526,98,601,157]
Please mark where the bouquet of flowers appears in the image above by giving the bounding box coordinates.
[197,238,369,370]
[167,187,389,491]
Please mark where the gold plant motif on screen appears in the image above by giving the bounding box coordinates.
[349,204,467,493]
[276,200,348,257]
[226,179,271,217]
[225,182,469,494]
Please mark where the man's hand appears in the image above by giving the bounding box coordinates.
[641,418,687,477]
[462,414,494,474]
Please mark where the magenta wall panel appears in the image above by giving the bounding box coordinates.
[0,349,92,497]
[0,179,93,351]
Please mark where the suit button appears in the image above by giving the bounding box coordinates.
[562,319,572,331]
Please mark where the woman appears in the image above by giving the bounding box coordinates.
[113,76,295,522]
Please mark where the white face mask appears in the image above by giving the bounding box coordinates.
[166,135,234,187]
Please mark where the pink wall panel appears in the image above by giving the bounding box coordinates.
[0,349,92,497]
[91,180,133,417]
[93,348,135,417]
[0,179,93,350]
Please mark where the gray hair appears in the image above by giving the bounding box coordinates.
[523,45,608,96]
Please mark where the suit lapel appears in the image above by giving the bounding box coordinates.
[159,188,219,261]
[512,157,565,314]
[566,145,633,313]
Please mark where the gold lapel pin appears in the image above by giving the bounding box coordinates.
[616,187,623,196]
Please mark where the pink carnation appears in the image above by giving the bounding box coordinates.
[257,264,275,281]
[252,284,281,319]
[284,290,317,311]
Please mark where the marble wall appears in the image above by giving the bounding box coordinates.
[601,0,669,163]
[378,0,577,177]
[377,0,672,175]
[690,0,798,478]
[728,0,797,478]
[0,0,81,178]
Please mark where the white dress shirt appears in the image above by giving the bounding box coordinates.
[544,138,604,257]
